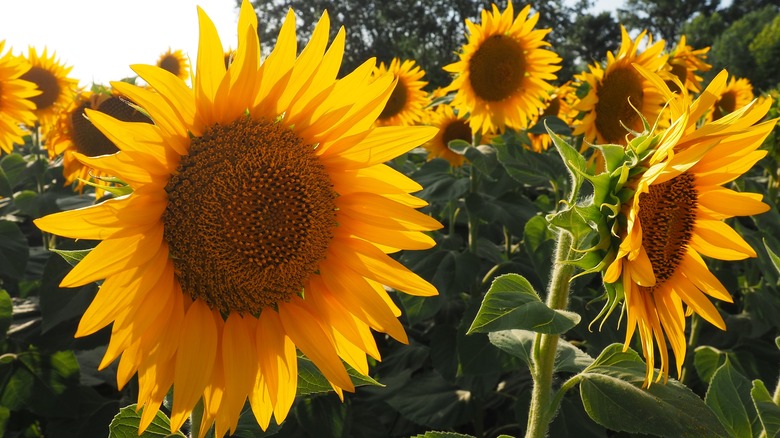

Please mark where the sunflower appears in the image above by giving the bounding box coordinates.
[602,67,776,385]
[373,58,428,127]
[47,89,151,192]
[528,83,576,153]
[19,47,78,130]
[572,26,668,146]
[156,48,190,82]
[664,35,711,94]
[34,2,440,436]
[424,104,495,167]
[443,1,561,134]
[0,41,39,153]
[708,76,754,122]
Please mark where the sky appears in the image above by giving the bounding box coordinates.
[1,0,625,88]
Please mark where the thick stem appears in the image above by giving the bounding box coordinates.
[526,229,575,438]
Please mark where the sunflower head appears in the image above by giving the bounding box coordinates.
[708,76,754,121]
[571,26,668,146]
[424,103,495,167]
[559,66,776,385]
[0,40,40,153]
[443,0,562,134]
[528,83,577,153]
[372,58,429,126]
[19,46,78,131]
[47,88,151,192]
[664,35,711,94]
[156,48,190,81]
[34,1,440,436]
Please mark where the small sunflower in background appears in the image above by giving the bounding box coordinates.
[601,68,776,385]
[156,48,190,81]
[35,1,440,436]
[528,83,576,153]
[47,89,151,192]
[424,104,494,167]
[571,26,668,146]
[664,35,711,94]
[444,0,561,135]
[19,46,78,131]
[373,58,429,126]
[708,75,755,121]
[0,41,39,153]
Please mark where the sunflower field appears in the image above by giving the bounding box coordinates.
[1,0,779,437]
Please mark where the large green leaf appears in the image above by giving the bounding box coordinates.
[467,274,580,335]
[0,290,11,341]
[0,220,29,279]
[751,379,780,438]
[579,344,728,437]
[384,370,474,429]
[0,349,81,417]
[487,329,593,373]
[705,360,760,437]
[296,356,381,396]
[108,404,185,437]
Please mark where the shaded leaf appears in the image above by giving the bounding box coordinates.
[50,248,94,267]
[0,220,29,279]
[580,344,728,437]
[0,290,11,341]
[487,329,593,373]
[467,274,580,335]
[297,356,381,396]
[704,360,759,438]
[751,379,780,438]
[108,404,184,437]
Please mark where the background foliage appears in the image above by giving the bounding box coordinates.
[1,0,779,437]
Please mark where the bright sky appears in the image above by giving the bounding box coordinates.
[1,0,628,89]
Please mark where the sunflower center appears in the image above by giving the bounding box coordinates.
[378,79,408,120]
[71,97,151,157]
[21,66,60,111]
[468,35,526,102]
[442,119,472,145]
[158,55,182,78]
[163,117,338,315]
[541,96,561,118]
[594,65,644,144]
[637,172,697,287]
[713,92,736,121]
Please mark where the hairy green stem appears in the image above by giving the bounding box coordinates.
[526,229,575,438]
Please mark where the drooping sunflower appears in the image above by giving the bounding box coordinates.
[708,76,754,122]
[0,41,39,153]
[424,104,494,167]
[47,89,151,192]
[373,58,428,127]
[602,67,776,385]
[34,2,440,436]
[156,48,190,82]
[528,82,577,153]
[664,35,711,94]
[443,1,561,134]
[572,26,668,146]
[19,46,78,130]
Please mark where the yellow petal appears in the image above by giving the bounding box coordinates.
[322,126,438,169]
[336,192,441,231]
[691,219,757,260]
[221,313,257,434]
[697,186,769,217]
[673,272,726,330]
[678,249,733,302]
[194,5,227,127]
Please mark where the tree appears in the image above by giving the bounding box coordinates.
[616,0,719,42]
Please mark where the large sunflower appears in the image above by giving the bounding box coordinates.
[0,41,39,153]
[47,89,151,192]
[708,76,754,122]
[443,1,561,134]
[603,67,776,384]
[572,26,668,146]
[373,58,428,127]
[156,48,190,82]
[664,35,711,94]
[20,47,78,130]
[34,2,440,436]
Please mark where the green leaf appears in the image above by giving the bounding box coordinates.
[0,167,11,198]
[0,220,29,279]
[447,139,471,154]
[0,153,26,188]
[548,124,587,200]
[467,274,580,335]
[763,238,780,276]
[488,329,593,372]
[384,371,474,429]
[411,432,475,438]
[0,349,81,417]
[50,248,94,267]
[464,145,498,176]
[751,380,780,437]
[705,360,759,438]
[579,344,728,437]
[694,346,728,384]
[0,290,11,341]
[108,404,185,437]
[296,355,382,396]
[0,405,8,437]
